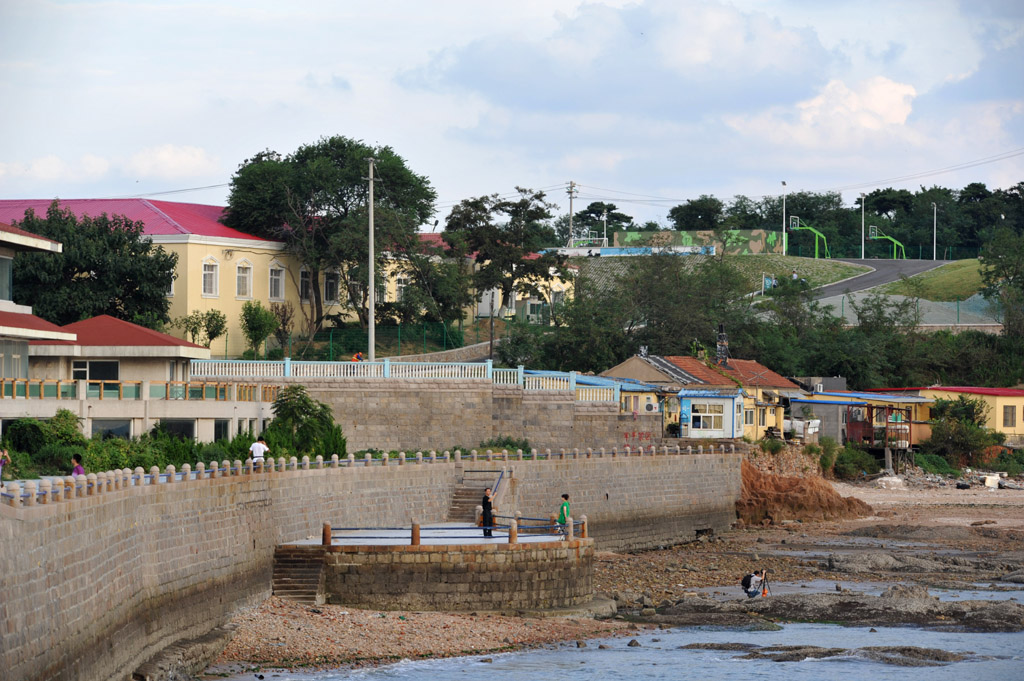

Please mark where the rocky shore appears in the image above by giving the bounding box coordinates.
[199,478,1024,678]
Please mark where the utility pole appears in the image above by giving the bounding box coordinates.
[601,208,608,246]
[932,202,937,261]
[567,181,578,244]
[367,158,377,362]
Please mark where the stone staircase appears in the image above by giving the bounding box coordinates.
[447,469,503,522]
[272,546,326,605]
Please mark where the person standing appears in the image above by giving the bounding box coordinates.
[0,449,11,490]
[71,453,85,477]
[557,493,570,538]
[249,436,270,465]
[481,487,495,538]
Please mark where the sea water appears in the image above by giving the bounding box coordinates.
[224,623,1024,681]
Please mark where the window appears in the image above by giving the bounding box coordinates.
[395,275,410,302]
[269,265,285,301]
[1005,405,1017,428]
[72,360,119,381]
[165,268,175,297]
[0,256,11,301]
[202,258,219,297]
[744,409,754,426]
[214,419,231,442]
[324,271,340,304]
[300,270,311,303]
[690,403,724,430]
[160,419,195,440]
[348,282,363,305]
[758,408,766,427]
[93,419,131,439]
[236,261,252,298]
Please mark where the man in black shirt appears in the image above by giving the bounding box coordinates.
[482,487,495,537]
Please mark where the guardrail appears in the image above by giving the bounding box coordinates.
[0,379,278,403]
[190,359,620,403]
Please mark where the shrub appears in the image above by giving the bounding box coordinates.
[915,452,958,476]
[833,446,881,480]
[47,409,87,446]
[35,443,87,476]
[5,418,47,454]
[479,435,530,452]
[759,438,785,455]
[991,449,1024,477]
[818,436,839,477]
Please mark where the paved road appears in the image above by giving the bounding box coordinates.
[811,258,951,300]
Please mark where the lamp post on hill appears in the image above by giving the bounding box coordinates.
[860,192,866,259]
[781,181,787,255]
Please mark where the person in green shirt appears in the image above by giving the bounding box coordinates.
[557,493,570,538]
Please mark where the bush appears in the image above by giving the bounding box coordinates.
[666,422,681,437]
[915,452,958,476]
[479,435,530,453]
[35,443,87,476]
[833,446,881,480]
[759,438,785,455]
[5,418,47,454]
[818,436,839,477]
[47,409,87,446]
[991,449,1024,477]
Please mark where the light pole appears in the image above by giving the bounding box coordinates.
[781,181,787,255]
[931,202,937,261]
[367,158,377,361]
[860,193,866,259]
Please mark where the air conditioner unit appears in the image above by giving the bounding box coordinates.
[644,403,658,412]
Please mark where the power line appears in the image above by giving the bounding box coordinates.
[99,182,231,200]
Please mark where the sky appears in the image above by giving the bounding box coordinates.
[1,0,1022,227]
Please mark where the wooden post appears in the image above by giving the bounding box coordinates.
[411,521,421,546]
[322,523,332,546]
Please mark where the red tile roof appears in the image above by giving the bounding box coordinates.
[876,386,1024,398]
[0,199,271,242]
[662,356,799,389]
[31,315,205,349]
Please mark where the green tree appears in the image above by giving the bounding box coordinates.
[12,202,177,327]
[240,300,279,356]
[443,188,566,353]
[223,136,436,333]
[265,385,346,456]
[173,310,227,348]
[921,395,1004,468]
[979,227,1024,337]
[668,195,724,231]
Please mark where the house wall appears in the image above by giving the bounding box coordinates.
[919,390,1024,443]
[29,355,201,383]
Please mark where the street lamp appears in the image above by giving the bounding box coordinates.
[860,193,866,259]
[781,181,787,255]
[931,202,937,261]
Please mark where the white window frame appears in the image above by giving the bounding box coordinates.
[690,402,724,430]
[268,262,285,302]
[165,268,175,297]
[744,409,754,426]
[1004,405,1017,428]
[758,408,767,427]
[235,259,253,299]
[202,257,219,298]
[395,275,410,302]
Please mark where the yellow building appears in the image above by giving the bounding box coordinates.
[878,386,1024,446]
[0,200,574,358]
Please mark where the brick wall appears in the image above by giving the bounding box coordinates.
[322,539,593,611]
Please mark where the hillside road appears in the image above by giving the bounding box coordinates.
[810,259,951,300]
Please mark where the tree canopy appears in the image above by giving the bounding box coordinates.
[12,202,177,328]
[222,136,437,333]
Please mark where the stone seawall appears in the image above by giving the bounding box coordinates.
[322,539,594,611]
[0,453,740,681]
[276,377,664,452]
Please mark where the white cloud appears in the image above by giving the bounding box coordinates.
[0,154,110,183]
[125,145,219,180]
[725,77,919,148]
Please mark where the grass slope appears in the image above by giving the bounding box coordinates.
[874,259,984,301]
[571,254,871,294]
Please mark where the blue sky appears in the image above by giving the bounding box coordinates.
[1,0,1021,226]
